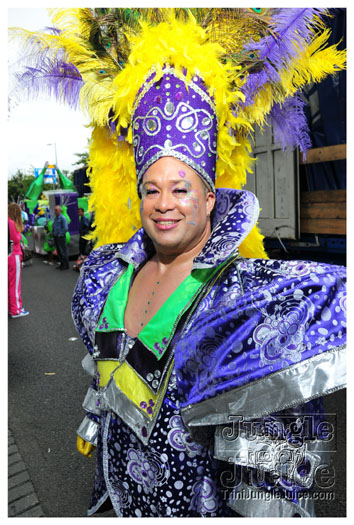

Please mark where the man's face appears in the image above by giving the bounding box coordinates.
[54,207,60,216]
[140,157,215,257]
[78,209,84,217]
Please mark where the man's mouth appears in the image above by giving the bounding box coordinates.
[153,218,180,230]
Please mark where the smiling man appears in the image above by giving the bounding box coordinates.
[72,64,346,518]
[125,158,216,338]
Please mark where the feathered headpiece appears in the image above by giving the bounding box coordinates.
[10,8,346,257]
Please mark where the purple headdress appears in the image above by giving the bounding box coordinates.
[132,66,218,196]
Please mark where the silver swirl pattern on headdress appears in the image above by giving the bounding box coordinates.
[132,66,218,195]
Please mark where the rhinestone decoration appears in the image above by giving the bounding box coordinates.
[180,116,195,130]
[154,370,161,378]
[146,373,154,382]
[146,119,157,131]
[164,139,173,148]
[165,101,175,115]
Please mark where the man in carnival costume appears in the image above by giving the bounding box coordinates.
[11,8,346,517]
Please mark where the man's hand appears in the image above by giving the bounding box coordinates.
[76,435,95,457]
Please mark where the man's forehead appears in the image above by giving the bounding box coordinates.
[142,177,190,186]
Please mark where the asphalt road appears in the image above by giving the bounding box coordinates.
[8,255,99,517]
[8,254,346,517]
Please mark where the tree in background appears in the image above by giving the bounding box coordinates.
[73,151,89,169]
[8,170,36,202]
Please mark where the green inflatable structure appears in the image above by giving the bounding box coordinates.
[25,162,76,201]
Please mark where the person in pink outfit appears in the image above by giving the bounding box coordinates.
[8,203,29,318]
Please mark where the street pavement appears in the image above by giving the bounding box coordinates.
[8,254,102,517]
[8,254,346,517]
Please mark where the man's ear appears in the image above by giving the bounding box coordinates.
[206,192,216,216]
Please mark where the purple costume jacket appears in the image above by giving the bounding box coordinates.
[72,189,346,517]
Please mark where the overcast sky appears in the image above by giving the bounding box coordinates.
[7,8,92,179]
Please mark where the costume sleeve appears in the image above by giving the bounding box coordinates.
[213,397,332,517]
[76,353,101,446]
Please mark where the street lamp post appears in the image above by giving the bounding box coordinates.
[47,143,58,189]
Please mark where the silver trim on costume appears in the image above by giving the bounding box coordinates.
[77,416,99,447]
[102,414,124,517]
[102,375,168,446]
[81,353,97,377]
[214,428,333,489]
[227,482,315,517]
[82,386,102,416]
[181,345,346,427]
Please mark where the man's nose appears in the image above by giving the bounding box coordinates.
[155,190,175,212]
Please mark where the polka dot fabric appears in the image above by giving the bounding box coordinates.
[88,371,237,517]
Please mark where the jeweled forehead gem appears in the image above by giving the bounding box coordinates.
[181,116,194,130]
[146,119,157,131]
[165,102,174,115]
[202,117,210,126]
[200,130,208,139]
[164,139,172,148]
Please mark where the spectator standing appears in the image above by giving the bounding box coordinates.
[78,208,90,256]
[52,205,69,270]
[8,203,29,318]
